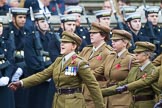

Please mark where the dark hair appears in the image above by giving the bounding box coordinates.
[100,32,109,42]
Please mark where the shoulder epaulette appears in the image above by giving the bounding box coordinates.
[86,44,93,47]
[105,45,113,51]
[58,54,64,57]
[77,55,84,60]
[130,53,135,56]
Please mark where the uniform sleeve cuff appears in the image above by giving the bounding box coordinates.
[20,80,23,87]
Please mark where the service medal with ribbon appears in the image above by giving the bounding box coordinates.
[65,66,78,76]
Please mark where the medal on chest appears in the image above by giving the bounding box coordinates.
[65,66,78,76]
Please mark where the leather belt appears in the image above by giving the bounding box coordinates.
[56,87,82,94]
[132,95,154,102]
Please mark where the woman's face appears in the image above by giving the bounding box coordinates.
[111,39,127,53]
[60,42,76,55]
[36,19,49,31]
[135,52,148,64]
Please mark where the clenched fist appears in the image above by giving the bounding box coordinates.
[8,81,22,91]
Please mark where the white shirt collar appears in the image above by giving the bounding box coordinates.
[139,60,151,71]
[64,51,76,62]
[92,42,105,51]
[117,48,127,57]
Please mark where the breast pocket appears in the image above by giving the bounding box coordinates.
[65,93,85,108]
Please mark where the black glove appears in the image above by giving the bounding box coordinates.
[116,85,127,93]
[154,99,162,108]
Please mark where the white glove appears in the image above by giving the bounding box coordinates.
[46,78,51,82]
[11,68,23,82]
[0,77,9,86]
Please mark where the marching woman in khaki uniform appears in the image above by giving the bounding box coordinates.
[102,41,161,108]
[8,31,105,108]
[79,22,114,108]
[93,29,138,108]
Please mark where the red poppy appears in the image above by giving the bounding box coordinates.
[96,55,102,60]
[71,55,77,64]
[142,73,147,79]
[115,64,121,69]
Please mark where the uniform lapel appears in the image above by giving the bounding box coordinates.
[130,67,140,81]
[87,48,94,60]
[113,50,128,65]
[56,57,64,71]
[119,50,129,59]
[136,63,152,80]
[61,54,77,71]
[105,54,117,78]
[88,43,105,60]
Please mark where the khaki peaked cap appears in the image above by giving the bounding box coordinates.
[134,41,155,53]
[60,31,82,46]
[111,29,132,41]
[89,22,111,33]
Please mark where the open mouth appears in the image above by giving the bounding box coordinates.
[61,47,65,50]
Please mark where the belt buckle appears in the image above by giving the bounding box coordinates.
[67,88,73,94]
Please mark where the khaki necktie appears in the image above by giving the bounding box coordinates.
[61,57,66,68]
[89,49,95,59]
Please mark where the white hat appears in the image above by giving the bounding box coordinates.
[125,12,141,22]
[145,6,160,14]
[11,8,29,15]
[60,15,77,23]
[34,10,51,20]
[120,6,137,14]
[94,9,112,18]
[65,5,83,14]
[0,18,3,24]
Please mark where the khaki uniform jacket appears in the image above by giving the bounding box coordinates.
[153,54,162,66]
[110,54,162,91]
[121,54,162,90]
[153,54,162,88]
[95,50,137,107]
[79,43,114,71]
[102,63,161,108]
[79,43,114,85]
[79,43,114,107]
[22,54,105,108]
